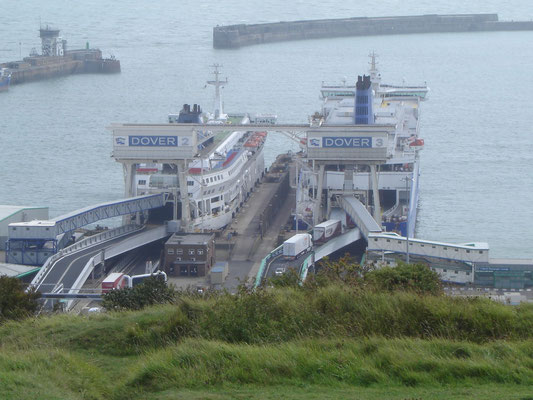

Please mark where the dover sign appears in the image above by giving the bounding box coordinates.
[308,136,385,148]
[115,135,185,147]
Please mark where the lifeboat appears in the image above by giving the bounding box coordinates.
[409,138,424,149]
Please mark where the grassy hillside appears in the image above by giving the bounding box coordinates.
[2,286,533,399]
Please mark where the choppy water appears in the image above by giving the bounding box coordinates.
[1,0,532,258]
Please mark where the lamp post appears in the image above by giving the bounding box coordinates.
[404,176,412,264]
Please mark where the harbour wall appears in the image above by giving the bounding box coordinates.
[1,49,120,85]
[213,14,533,48]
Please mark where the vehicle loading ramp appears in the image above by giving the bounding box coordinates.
[338,196,382,240]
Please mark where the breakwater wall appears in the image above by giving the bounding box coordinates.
[213,13,533,48]
[1,49,120,85]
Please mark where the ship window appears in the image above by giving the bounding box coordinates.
[432,245,436,249]
[138,180,146,185]
[26,227,30,231]
[466,272,470,275]
[212,196,220,202]
[188,181,194,186]
[210,177,214,183]
[454,270,458,274]
[189,249,195,255]
[386,239,390,243]
[421,244,424,247]
[479,251,483,254]
[197,249,204,255]
[374,238,378,242]
[455,248,459,252]
[168,248,174,255]
[443,269,447,273]
[466,250,470,253]
[12,227,16,231]
[443,247,447,250]
[176,249,183,255]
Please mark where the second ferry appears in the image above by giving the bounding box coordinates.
[294,54,428,237]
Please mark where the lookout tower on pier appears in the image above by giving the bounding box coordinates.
[39,25,66,57]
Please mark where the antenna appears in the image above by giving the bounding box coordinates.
[206,63,228,119]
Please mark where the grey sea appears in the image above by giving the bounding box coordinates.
[1,0,532,258]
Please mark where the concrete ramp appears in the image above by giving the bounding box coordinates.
[315,228,362,262]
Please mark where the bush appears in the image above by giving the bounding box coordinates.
[366,262,442,295]
[0,275,41,323]
[102,277,176,311]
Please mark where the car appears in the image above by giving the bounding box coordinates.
[275,267,286,276]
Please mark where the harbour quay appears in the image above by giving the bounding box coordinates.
[1,25,120,86]
[213,13,533,48]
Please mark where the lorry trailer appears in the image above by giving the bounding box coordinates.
[313,219,341,242]
[283,233,312,259]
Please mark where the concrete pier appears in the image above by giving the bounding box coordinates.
[2,49,120,85]
[213,13,533,48]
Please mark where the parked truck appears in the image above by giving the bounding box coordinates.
[313,219,341,243]
[283,233,312,259]
[101,273,127,293]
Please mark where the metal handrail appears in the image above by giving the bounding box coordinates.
[31,224,143,290]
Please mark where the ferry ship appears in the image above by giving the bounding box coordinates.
[295,54,428,237]
[133,65,274,230]
[0,68,11,92]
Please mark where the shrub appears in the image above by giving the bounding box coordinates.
[102,277,176,311]
[0,275,41,323]
[366,262,442,295]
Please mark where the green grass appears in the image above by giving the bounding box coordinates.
[2,286,533,399]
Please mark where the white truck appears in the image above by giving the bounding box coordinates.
[313,219,341,242]
[283,233,312,259]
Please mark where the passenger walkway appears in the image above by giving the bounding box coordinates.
[367,233,490,264]
[7,194,166,265]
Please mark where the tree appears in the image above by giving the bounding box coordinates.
[102,277,176,311]
[0,276,41,323]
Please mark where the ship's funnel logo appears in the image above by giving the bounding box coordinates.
[115,136,127,145]
[309,138,321,147]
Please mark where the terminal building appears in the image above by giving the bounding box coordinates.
[0,205,48,251]
[163,233,215,277]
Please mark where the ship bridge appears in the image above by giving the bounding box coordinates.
[6,194,165,265]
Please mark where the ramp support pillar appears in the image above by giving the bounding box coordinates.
[177,160,191,231]
[370,165,381,224]
[314,164,325,226]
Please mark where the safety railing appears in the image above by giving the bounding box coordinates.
[299,252,315,283]
[31,224,143,290]
[254,244,283,288]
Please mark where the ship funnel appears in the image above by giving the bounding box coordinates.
[354,75,374,124]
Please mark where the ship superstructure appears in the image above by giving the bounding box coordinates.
[112,66,273,231]
[295,54,428,237]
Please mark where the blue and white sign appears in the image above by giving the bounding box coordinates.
[307,136,385,148]
[115,136,127,145]
[129,136,179,147]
